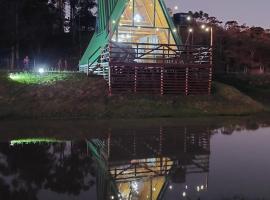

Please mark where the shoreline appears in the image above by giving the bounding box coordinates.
[0,72,267,120]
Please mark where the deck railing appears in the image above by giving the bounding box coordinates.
[109,42,211,65]
[98,42,213,95]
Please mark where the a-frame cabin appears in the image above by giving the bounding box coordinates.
[80,0,213,95]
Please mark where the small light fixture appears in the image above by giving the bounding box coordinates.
[173,28,177,32]
[188,28,193,33]
[186,16,192,21]
[112,20,116,24]
[169,185,173,190]
[201,24,206,29]
[174,6,178,10]
[38,68,45,74]
[182,192,186,197]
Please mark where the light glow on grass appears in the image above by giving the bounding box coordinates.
[10,138,64,146]
[8,72,69,85]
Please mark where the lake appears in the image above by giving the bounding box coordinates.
[0,117,270,200]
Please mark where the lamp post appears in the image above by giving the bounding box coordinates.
[202,25,213,65]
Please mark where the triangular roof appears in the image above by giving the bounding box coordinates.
[79,0,182,68]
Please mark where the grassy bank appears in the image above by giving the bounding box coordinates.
[0,71,265,119]
[216,74,270,108]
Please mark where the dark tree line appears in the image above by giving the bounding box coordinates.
[0,0,96,70]
[185,11,270,74]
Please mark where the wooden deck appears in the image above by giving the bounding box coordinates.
[93,42,213,95]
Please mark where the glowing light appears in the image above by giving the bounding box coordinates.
[173,28,177,32]
[185,185,188,189]
[205,27,210,32]
[38,68,45,74]
[137,26,141,30]
[112,20,116,24]
[196,186,200,192]
[182,192,186,197]
[174,6,178,10]
[169,185,173,190]
[156,28,159,31]
[201,24,206,29]
[134,14,142,22]
[187,16,192,21]
[9,73,16,80]
[200,185,204,190]
[153,187,156,191]
[10,138,63,146]
[188,28,193,33]
[110,195,114,199]
[132,182,138,191]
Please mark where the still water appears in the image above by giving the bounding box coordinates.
[0,118,270,200]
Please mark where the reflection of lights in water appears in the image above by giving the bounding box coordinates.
[110,195,114,199]
[131,181,138,191]
[185,185,188,189]
[182,192,186,197]
[169,185,173,190]
[201,185,204,190]
[197,186,200,192]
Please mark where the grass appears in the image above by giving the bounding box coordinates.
[7,72,83,85]
[215,74,270,108]
[0,71,267,119]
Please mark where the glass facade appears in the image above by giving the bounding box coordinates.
[112,0,175,45]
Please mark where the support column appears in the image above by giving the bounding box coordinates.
[208,67,213,95]
[108,66,112,96]
[134,67,137,93]
[160,67,164,95]
[185,67,189,96]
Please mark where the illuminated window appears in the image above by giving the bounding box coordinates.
[113,0,175,45]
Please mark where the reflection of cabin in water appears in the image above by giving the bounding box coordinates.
[79,0,213,95]
[87,126,210,200]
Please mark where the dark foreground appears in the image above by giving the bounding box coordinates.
[1,117,270,200]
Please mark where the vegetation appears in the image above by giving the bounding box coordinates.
[0,0,96,69]
[215,74,270,107]
[0,72,265,119]
[180,10,270,73]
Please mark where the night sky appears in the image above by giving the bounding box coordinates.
[166,0,270,28]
